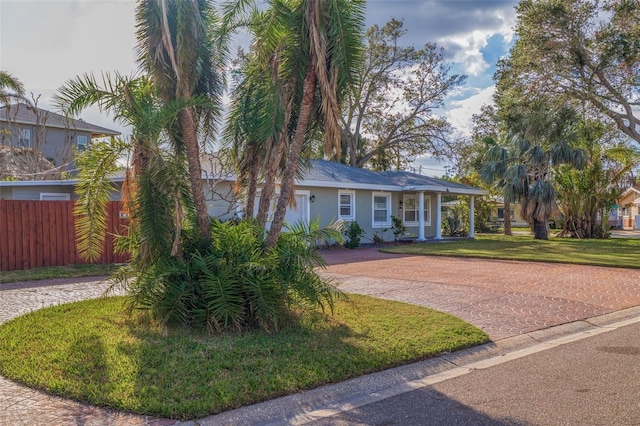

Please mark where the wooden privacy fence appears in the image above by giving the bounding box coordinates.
[0,200,129,271]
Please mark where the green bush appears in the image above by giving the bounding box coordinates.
[119,219,343,333]
[343,221,365,249]
[390,215,407,244]
[442,204,468,237]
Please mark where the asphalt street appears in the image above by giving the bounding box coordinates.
[309,321,640,425]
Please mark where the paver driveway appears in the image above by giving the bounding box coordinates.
[321,247,640,340]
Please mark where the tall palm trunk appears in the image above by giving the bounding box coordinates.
[265,62,316,248]
[533,218,548,240]
[256,140,283,226]
[244,159,258,218]
[178,107,210,239]
[503,200,512,235]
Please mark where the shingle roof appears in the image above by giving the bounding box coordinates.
[303,159,486,195]
[0,103,120,137]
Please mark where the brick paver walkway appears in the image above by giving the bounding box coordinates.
[2,250,640,424]
[321,247,640,340]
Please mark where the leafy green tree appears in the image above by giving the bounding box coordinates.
[0,71,24,106]
[136,0,227,240]
[498,0,640,144]
[555,121,640,238]
[339,19,466,169]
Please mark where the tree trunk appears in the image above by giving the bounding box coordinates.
[533,218,548,240]
[178,107,210,240]
[244,162,258,219]
[265,63,316,248]
[256,142,283,226]
[503,200,512,236]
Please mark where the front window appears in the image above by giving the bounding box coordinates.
[77,135,88,151]
[19,129,31,147]
[372,193,391,227]
[403,194,430,226]
[338,190,355,220]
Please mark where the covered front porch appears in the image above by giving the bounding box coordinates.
[399,190,481,241]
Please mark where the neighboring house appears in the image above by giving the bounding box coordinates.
[2,156,487,241]
[487,200,528,227]
[617,186,640,229]
[0,102,119,172]
[0,176,124,201]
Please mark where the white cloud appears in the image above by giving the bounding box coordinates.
[443,30,492,76]
[446,86,496,136]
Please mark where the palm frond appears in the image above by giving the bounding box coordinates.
[74,138,130,261]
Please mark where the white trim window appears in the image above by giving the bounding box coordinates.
[19,129,31,148]
[77,135,88,151]
[402,194,430,226]
[40,193,71,201]
[372,192,391,228]
[338,190,355,221]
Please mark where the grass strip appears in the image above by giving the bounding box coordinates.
[0,264,119,284]
[0,295,488,420]
[382,234,640,268]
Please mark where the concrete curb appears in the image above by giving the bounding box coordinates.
[193,306,640,426]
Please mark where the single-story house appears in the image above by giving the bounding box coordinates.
[1,157,487,242]
[213,159,487,241]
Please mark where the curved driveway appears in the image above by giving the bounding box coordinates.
[321,247,640,340]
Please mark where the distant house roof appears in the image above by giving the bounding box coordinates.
[300,159,486,195]
[0,103,120,137]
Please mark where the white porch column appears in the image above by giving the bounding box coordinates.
[435,192,442,240]
[417,191,426,241]
[469,195,475,239]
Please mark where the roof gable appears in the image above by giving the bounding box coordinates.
[0,103,120,137]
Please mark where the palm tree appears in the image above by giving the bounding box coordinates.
[0,71,25,106]
[135,0,228,241]
[481,125,586,239]
[224,30,290,226]
[260,0,365,247]
[55,72,192,263]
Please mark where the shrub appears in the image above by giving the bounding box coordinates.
[117,219,344,333]
[442,204,468,237]
[390,215,407,244]
[343,221,365,249]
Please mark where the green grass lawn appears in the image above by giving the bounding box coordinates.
[383,234,640,268]
[0,295,488,420]
[0,264,119,284]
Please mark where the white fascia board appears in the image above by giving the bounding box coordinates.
[0,179,78,187]
[296,179,401,192]
[201,173,238,181]
[402,185,488,196]
[621,187,640,198]
[0,176,123,187]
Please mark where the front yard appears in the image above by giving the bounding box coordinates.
[383,234,640,268]
[0,294,487,420]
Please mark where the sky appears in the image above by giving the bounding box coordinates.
[0,0,519,175]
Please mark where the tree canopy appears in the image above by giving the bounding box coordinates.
[339,19,466,170]
[497,0,640,144]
